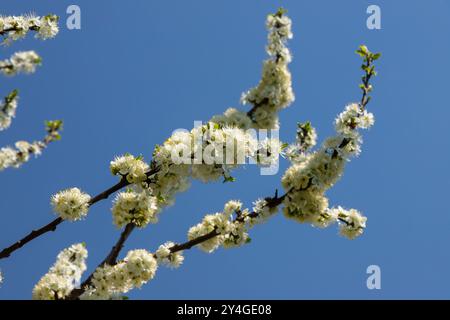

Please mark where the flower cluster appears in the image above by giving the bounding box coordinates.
[51,188,91,221]
[285,122,318,162]
[281,102,373,237]
[150,120,280,208]
[110,154,149,184]
[91,9,291,229]
[210,107,253,130]
[111,190,159,228]
[0,140,45,171]
[0,90,19,130]
[155,242,184,268]
[250,198,279,226]
[24,11,380,301]
[0,14,59,44]
[32,243,88,300]
[188,200,253,252]
[81,249,157,299]
[241,9,295,129]
[0,51,41,76]
[331,206,367,239]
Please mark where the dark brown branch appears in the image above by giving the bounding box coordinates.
[87,178,129,205]
[0,166,161,260]
[67,191,287,299]
[0,217,63,259]
[67,223,136,299]
[103,223,136,266]
[0,25,40,36]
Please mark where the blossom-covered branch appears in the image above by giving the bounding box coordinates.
[2,9,381,300]
[0,14,59,44]
[0,89,19,131]
[0,51,42,76]
[60,43,380,299]
[0,167,158,260]
[0,9,296,259]
[0,120,63,172]
[244,8,294,129]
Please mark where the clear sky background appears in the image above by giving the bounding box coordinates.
[0,0,449,299]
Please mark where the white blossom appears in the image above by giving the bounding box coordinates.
[0,90,19,131]
[223,200,242,216]
[51,187,91,221]
[32,243,88,300]
[335,103,375,136]
[0,51,41,76]
[110,154,149,184]
[36,15,59,40]
[187,213,229,253]
[0,140,45,171]
[241,11,294,129]
[333,207,367,239]
[82,249,157,299]
[111,190,159,228]
[0,14,59,44]
[155,241,184,268]
[250,198,278,225]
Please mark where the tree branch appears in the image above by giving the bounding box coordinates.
[0,166,160,260]
[0,217,63,259]
[67,191,287,299]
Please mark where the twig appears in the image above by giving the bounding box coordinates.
[0,167,160,260]
[67,191,287,299]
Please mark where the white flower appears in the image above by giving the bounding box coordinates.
[0,90,19,131]
[84,249,157,299]
[0,14,59,44]
[111,190,159,228]
[283,190,329,224]
[241,11,294,130]
[0,51,41,76]
[0,147,18,170]
[51,187,91,221]
[123,249,158,288]
[36,15,59,40]
[223,200,242,216]
[32,243,88,300]
[110,154,149,184]
[250,198,278,225]
[335,103,375,135]
[223,222,249,248]
[311,208,338,229]
[155,242,184,268]
[335,207,367,239]
[188,213,230,253]
[210,108,253,130]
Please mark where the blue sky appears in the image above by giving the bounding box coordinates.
[1,0,450,299]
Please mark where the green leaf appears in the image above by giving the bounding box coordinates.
[372,52,381,60]
[281,142,289,150]
[223,176,236,183]
[274,7,288,17]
